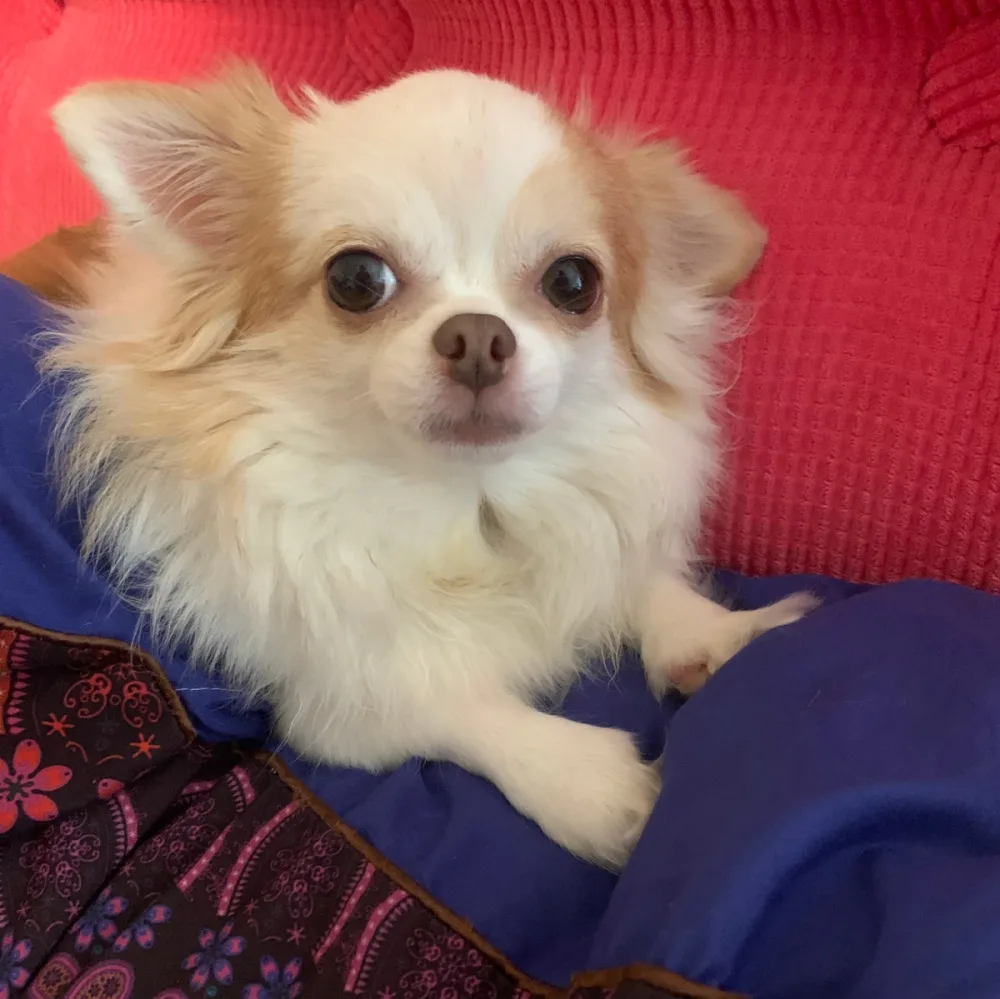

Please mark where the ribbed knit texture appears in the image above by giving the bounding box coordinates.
[924,12,1000,148]
[2,0,999,590]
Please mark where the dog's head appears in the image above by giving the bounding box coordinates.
[53,65,764,460]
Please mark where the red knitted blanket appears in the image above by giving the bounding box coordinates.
[2,0,998,589]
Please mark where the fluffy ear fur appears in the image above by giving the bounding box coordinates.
[623,143,766,295]
[51,63,292,257]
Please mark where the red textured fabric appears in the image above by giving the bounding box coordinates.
[924,12,1000,148]
[1,0,1000,592]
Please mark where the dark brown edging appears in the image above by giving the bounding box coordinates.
[573,964,747,998]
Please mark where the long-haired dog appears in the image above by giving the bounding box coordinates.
[33,65,813,866]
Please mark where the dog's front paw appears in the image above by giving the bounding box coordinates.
[502,722,660,869]
[644,591,819,696]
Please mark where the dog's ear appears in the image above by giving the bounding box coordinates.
[621,142,766,296]
[51,63,291,257]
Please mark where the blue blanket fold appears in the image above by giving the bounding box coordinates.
[3,275,999,999]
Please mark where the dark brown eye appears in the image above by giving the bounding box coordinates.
[325,251,397,313]
[540,255,601,315]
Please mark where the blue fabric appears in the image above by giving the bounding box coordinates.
[3,274,1000,998]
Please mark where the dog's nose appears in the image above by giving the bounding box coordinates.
[432,313,517,392]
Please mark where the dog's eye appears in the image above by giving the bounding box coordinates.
[325,251,397,313]
[540,256,601,315]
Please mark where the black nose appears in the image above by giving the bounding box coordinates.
[432,313,517,392]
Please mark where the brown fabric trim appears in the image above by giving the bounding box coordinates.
[572,964,747,998]
[0,614,197,745]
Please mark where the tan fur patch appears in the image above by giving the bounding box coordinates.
[620,142,767,297]
[38,65,325,488]
[0,221,109,305]
[556,117,672,409]
[555,112,765,411]
[500,153,609,339]
[55,63,308,351]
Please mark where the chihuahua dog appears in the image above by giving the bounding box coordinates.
[40,65,813,867]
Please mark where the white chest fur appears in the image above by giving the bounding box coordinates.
[142,384,707,763]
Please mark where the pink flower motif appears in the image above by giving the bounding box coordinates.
[97,779,124,801]
[0,740,71,833]
[181,923,246,991]
[242,955,303,999]
[0,930,32,999]
[71,888,129,952]
[113,903,172,953]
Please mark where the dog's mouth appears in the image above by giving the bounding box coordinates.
[421,410,525,448]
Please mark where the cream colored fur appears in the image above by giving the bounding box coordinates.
[45,66,812,867]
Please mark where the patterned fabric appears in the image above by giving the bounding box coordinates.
[0,617,724,999]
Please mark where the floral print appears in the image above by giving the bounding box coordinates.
[1,619,572,999]
[18,812,101,901]
[114,904,172,952]
[0,931,31,999]
[71,888,129,952]
[242,956,303,999]
[262,829,343,919]
[182,923,246,991]
[0,739,71,833]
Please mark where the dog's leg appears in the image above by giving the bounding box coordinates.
[435,696,660,868]
[286,692,659,869]
[638,574,817,695]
